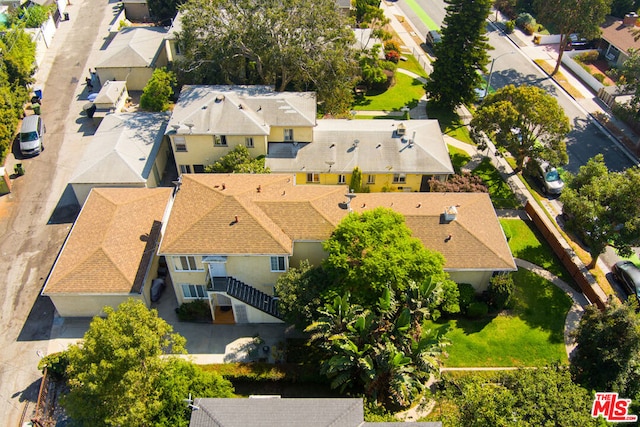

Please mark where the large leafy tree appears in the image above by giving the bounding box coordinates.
[322,207,458,310]
[560,154,640,266]
[177,0,359,115]
[439,365,599,426]
[425,0,493,111]
[204,145,269,173]
[0,26,36,87]
[571,301,640,415]
[470,84,570,170]
[147,0,183,23]
[534,0,611,75]
[616,50,640,117]
[62,299,234,426]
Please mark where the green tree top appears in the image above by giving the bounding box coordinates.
[470,84,570,170]
[560,154,640,264]
[205,145,270,173]
[140,67,177,112]
[322,207,453,306]
[62,300,235,426]
[426,0,493,111]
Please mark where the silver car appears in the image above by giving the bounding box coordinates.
[19,115,45,156]
[537,160,564,195]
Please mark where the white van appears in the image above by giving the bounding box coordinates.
[19,115,45,156]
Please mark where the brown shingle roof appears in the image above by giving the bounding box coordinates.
[600,15,640,54]
[160,174,515,271]
[44,188,172,294]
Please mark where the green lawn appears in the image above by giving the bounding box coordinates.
[426,101,473,144]
[352,72,425,111]
[447,144,471,173]
[501,219,573,284]
[471,158,521,209]
[426,269,572,367]
[397,55,429,78]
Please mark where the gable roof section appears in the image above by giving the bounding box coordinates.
[266,119,454,175]
[70,112,169,185]
[167,86,316,137]
[160,174,515,271]
[96,26,168,68]
[43,187,172,294]
[600,15,640,54]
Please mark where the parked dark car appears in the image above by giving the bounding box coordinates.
[151,277,166,302]
[425,30,442,48]
[566,33,596,50]
[611,260,640,303]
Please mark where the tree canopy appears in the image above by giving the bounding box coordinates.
[177,0,359,115]
[147,0,183,23]
[616,50,640,117]
[439,365,599,426]
[571,301,640,415]
[322,208,457,309]
[534,0,611,75]
[425,0,493,111]
[560,154,640,264]
[62,299,234,426]
[204,145,269,173]
[470,84,570,170]
[140,67,176,112]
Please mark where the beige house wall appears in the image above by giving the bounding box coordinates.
[290,241,326,268]
[236,302,285,323]
[96,67,153,91]
[50,294,146,317]
[448,270,494,292]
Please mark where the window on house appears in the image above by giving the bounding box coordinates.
[367,175,376,184]
[174,256,199,271]
[245,137,254,148]
[214,135,227,146]
[174,136,187,152]
[284,128,294,142]
[181,284,206,299]
[270,256,286,272]
[338,174,346,184]
[393,174,406,184]
[306,173,320,183]
[179,164,191,174]
[193,164,205,173]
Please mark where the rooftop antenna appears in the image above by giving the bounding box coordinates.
[184,393,200,411]
[345,191,357,213]
[184,122,194,134]
[325,161,335,171]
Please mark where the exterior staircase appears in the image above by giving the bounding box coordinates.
[211,276,282,320]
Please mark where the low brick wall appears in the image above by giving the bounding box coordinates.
[524,201,607,310]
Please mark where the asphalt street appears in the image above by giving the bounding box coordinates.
[0,0,117,424]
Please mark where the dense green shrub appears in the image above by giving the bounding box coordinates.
[175,299,212,322]
[457,283,477,314]
[203,362,326,383]
[384,40,400,53]
[467,301,489,318]
[593,73,606,83]
[487,273,515,310]
[504,20,515,34]
[515,13,536,34]
[38,351,69,381]
[575,50,599,63]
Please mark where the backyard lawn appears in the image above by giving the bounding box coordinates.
[425,269,572,367]
[352,72,425,111]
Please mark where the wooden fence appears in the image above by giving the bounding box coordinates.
[524,201,607,310]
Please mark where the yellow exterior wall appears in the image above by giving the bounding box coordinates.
[290,241,326,268]
[268,126,313,142]
[294,172,425,192]
[238,303,285,323]
[225,256,284,287]
[50,294,145,317]
[172,134,268,173]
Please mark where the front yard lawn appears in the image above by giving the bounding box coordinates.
[501,218,573,285]
[352,72,425,111]
[426,269,572,367]
[447,144,472,173]
[426,101,473,144]
[471,158,521,209]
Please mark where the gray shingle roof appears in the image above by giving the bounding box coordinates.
[70,112,169,185]
[96,26,168,68]
[266,120,454,176]
[167,86,316,136]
